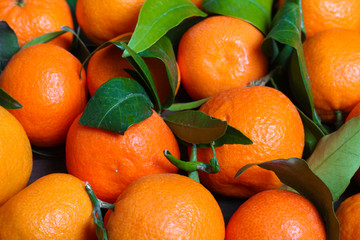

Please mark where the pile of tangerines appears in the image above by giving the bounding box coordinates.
[1,0,360,239]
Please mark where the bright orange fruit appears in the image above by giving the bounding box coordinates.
[197,86,304,198]
[0,0,74,49]
[0,43,88,147]
[226,189,326,239]
[177,15,268,100]
[106,173,225,240]
[66,111,180,203]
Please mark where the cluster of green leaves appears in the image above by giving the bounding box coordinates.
[3,1,360,239]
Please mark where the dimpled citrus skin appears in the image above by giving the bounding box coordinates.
[336,193,360,240]
[0,173,97,240]
[66,111,180,203]
[177,15,268,100]
[0,43,88,147]
[0,106,32,206]
[0,0,74,49]
[197,86,305,198]
[303,29,360,122]
[278,0,360,38]
[106,173,225,240]
[225,189,326,239]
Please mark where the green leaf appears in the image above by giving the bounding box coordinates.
[81,34,131,71]
[198,125,253,148]
[127,0,207,54]
[235,158,340,240]
[0,21,19,72]
[116,42,162,112]
[138,36,178,108]
[79,77,153,134]
[21,30,66,49]
[262,0,323,129]
[163,110,252,146]
[21,26,90,62]
[298,107,326,158]
[163,110,227,144]
[0,88,22,109]
[202,0,272,34]
[307,115,360,202]
[165,97,210,111]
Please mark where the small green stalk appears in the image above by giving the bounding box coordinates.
[209,142,220,174]
[164,142,221,182]
[16,0,25,7]
[85,183,115,240]
[334,110,343,130]
[188,144,200,182]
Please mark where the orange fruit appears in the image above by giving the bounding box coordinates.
[197,86,305,198]
[0,173,97,239]
[0,0,74,49]
[303,29,360,122]
[66,110,180,203]
[278,0,360,38]
[336,193,360,240]
[0,43,88,147]
[76,0,202,45]
[0,106,32,206]
[87,33,181,103]
[106,173,225,240]
[177,15,268,100]
[225,189,326,239]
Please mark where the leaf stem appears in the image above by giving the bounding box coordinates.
[334,110,343,130]
[188,144,200,182]
[85,183,114,240]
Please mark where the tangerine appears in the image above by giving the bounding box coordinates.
[0,106,32,206]
[303,29,360,122]
[106,173,225,240]
[66,111,180,203]
[0,173,97,239]
[225,189,326,239]
[197,86,304,198]
[0,0,74,48]
[0,43,88,147]
[177,15,268,100]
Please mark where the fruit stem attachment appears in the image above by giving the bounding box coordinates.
[164,142,221,182]
[85,183,114,240]
[16,0,25,7]
[188,144,200,182]
[334,110,343,130]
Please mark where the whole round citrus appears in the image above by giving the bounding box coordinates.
[197,86,305,198]
[277,0,360,38]
[76,0,202,45]
[0,106,32,206]
[87,33,180,103]
[303,29,360,122]
[177,15,268,100]
[0,173,97,240]
[0,43,88,147]
[106,173,225,240]
[0,0,74,49]
[66,111,180,203]
[225,189,326,239]
[336,193,360,240]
